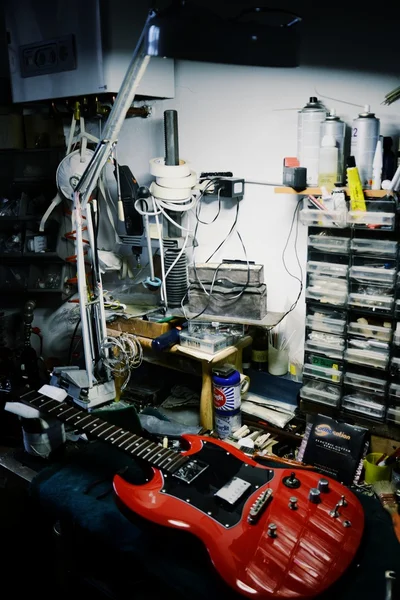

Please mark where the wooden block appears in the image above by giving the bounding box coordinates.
[110,317,179,339]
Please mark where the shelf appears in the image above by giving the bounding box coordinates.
[275,187,390,198]
[168,308,285,328]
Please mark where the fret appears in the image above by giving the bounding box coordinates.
[145,445,164,462]
[65,410,82,422]
[81,418,100,430]
[71,414,93,427]
[118,434,136,449]
[47,402,66,413]
[156,449,180,469]
[27,394,46,408]
[165,454,188,473]
[136,441,157,457]
[151,450,171,467]
[90,422,110,434]
[111,431,131,445]
[97,424,116,438]
[129,439,150,455]
[37,397,58,409]
[104,427,123,442]
[56,406,76,419]
[122,436,141,451]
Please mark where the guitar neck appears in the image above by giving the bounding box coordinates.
[22,390,188,474]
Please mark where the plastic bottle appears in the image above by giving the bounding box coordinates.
[346,156,366,212]
[251,329,268,371]
[350,105,380,188]
[372,138,383,190]
[320,109,346,184]
[297,97,327,186]
[318,135,339,190]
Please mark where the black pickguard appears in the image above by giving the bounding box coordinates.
[161,441,274,528]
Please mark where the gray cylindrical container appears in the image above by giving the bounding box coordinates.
[297,97,327,186]
[320,109,346,184]
[350,105,380,189]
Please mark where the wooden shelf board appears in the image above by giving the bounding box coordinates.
[275,187,390,198]
[168,309,285,328]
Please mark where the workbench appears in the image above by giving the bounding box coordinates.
[107,328,252,431]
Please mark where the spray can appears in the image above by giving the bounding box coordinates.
[297,97,327,186]
[350,105,380,189]
[212,365,242,439]
[320,109,346,184]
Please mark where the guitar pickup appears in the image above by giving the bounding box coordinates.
[248,488,273,524]
[214,477,251,505]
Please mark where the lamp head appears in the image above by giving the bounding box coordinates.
[145,3,301,68]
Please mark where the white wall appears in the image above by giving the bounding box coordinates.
[111,56,400,360]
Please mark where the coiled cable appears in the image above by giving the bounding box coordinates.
[100,333,143,391]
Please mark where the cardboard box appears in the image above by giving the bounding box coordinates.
[0,113,24,149]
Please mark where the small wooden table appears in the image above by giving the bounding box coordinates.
[107,328,252,430]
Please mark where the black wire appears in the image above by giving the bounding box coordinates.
[185,198,250,319]
[68,318,81,366]
[269,198,303,330]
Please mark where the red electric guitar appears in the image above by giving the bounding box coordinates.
[22,391,364,600]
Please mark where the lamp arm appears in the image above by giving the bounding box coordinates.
[72,10,155,386]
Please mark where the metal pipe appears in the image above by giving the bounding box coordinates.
[164,109,179,165]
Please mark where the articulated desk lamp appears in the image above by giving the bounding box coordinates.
[47,3,302,410]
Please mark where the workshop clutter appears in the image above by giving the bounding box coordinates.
[187,261,267,320]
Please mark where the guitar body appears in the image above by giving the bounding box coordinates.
[114,435,364,600]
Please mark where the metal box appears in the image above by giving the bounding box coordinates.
[4,0,174,102]
[188,283,267,321]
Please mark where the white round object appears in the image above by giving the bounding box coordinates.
[149,157,191,178]
[156,170,197,189]
[56,149,95,200]
[150,181,192,201]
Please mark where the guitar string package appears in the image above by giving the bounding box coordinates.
[297,413,369,485]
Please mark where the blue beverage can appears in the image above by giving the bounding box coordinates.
[214,408,242,439]
[212,365,241,412]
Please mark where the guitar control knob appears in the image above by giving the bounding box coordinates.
[309,488,321,504]
[283,472,301,489]
[267,523,277,538]
[318,478,330,493]
[288,496,298,510]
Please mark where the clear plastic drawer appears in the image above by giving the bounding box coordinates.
[349,265,396,285]
[344,347,389,369]
[347,211,395,230]
[300,380,341,407]
[300,208,347,228]
[347,321,392,342]
[303,363,342,383]
[344,372,387,395]
[387,406,400,424]
[308,235,350,254]
[307,261,348,278]
[348,293,394,313]
[306,314,346,335]
[342,393,386,419]
[350,238,398,257]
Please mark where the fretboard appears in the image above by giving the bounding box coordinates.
[21,390,188,474]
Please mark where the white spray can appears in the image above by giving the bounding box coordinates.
[320,109,346,184]
[297,97,327,186]
[350,105,380,189]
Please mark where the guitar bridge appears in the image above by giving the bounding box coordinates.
[172,460,208,484]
